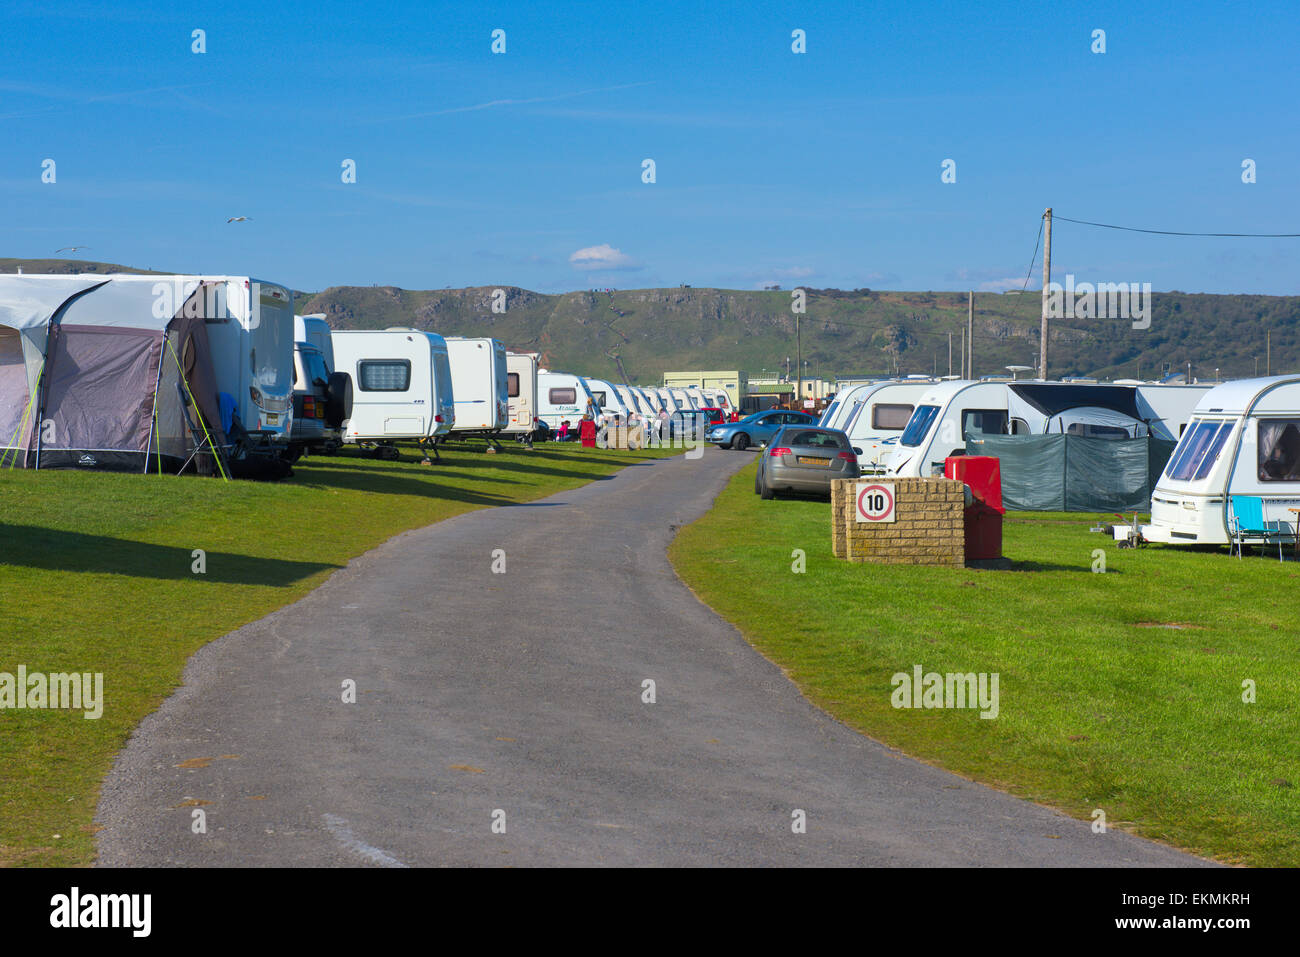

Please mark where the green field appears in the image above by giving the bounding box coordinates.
[670,461,1300,866]
[0,441,681,867]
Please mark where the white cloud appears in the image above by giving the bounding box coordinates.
[569,244,640,271]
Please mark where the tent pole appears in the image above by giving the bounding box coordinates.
[144,333,166,474]
[166,337,229,481]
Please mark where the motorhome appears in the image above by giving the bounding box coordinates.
[505,351,540,440]
[331,329,455,458]
[1136,376,1300,546]
[0,273,296,474]
[444,337,509,439]
[537,370,599,433]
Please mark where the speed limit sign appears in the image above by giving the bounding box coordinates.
[855,482,896,523]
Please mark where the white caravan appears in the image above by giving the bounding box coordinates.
[505,351,540,438]
[615,383,654,420]
[583,377,630,421]
[655,388,682,412]
[444,336,509,436]
[704,387,734,417]
[1138,376,1300,545]
[331,329,455,457]
[669,387,698,411]
[295,314,335,371]
[885,380,1212,477]
[836,381,938,472]
[537,371,598,431]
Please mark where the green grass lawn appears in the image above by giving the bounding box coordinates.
[0,440,682,867]
[670,460,1300,866]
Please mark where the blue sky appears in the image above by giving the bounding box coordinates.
[3,0,1299,294]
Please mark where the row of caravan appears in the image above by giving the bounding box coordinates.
[822,373,1300,550]
[818,378,1212,475]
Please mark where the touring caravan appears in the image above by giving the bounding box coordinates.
[331,329,455,458]
[1136,376,1300,546]
[505,351,540,440]
[444,337,509,440]
[583,377,630,422]
[671,388,700,411]
[537,371,598,432]
[834,381,937,473]
[615,383,654,420]
[0,274,295,475]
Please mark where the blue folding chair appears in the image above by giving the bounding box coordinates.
[1228,496,1291,561]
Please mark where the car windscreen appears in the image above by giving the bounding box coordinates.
[900,405,940,446]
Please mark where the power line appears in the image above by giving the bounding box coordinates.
[1054,215,1300,238]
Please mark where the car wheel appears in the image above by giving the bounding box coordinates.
[734,432,749,451]
[760,479,775,500]
[754,470,762,494]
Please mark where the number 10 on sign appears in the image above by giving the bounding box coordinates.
[855,482,896,523]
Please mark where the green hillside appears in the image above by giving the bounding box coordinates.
[4,259,1297,384]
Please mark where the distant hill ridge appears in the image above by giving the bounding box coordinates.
[3,258,1296,385]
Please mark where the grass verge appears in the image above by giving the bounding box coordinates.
[0,441,681,866]
[669,458,1300,866]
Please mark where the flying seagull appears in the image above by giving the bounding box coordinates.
[226,216,252,223]
[55,246,89,253]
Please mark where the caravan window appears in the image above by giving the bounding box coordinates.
[1258,419,1300,482]
[963,409,1008,439]
[901,405,940,447]
[358,359,411,392]
[508,372,520,398]
[872,404,914,430]
[549,387,577,405]
[1166,420,1232,481]
[1067,423,1130,439]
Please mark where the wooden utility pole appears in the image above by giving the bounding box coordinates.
[1267,329,1271,376]
[959,327,966,378]
[967,290,974,379]
[795,314,802,410]
[1040,208,1052,380]
[948,332,953,376]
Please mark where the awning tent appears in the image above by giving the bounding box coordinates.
[0,275,228,474]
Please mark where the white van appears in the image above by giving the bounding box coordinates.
[294,314,335,371]
[444,336,509,438]
[505,351,540,440]
[537,370,598,434]
[1138,376,1300,545]
[331,329,455,459]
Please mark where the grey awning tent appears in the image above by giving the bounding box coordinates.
[0,275,228,474]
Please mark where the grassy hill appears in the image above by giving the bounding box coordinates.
[4,259,1297,383]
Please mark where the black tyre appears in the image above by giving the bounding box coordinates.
[760,479,775,500]
[733,432,750,451]
[324,372,353,428]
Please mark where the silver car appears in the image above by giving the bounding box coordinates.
[755,426,860,499]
